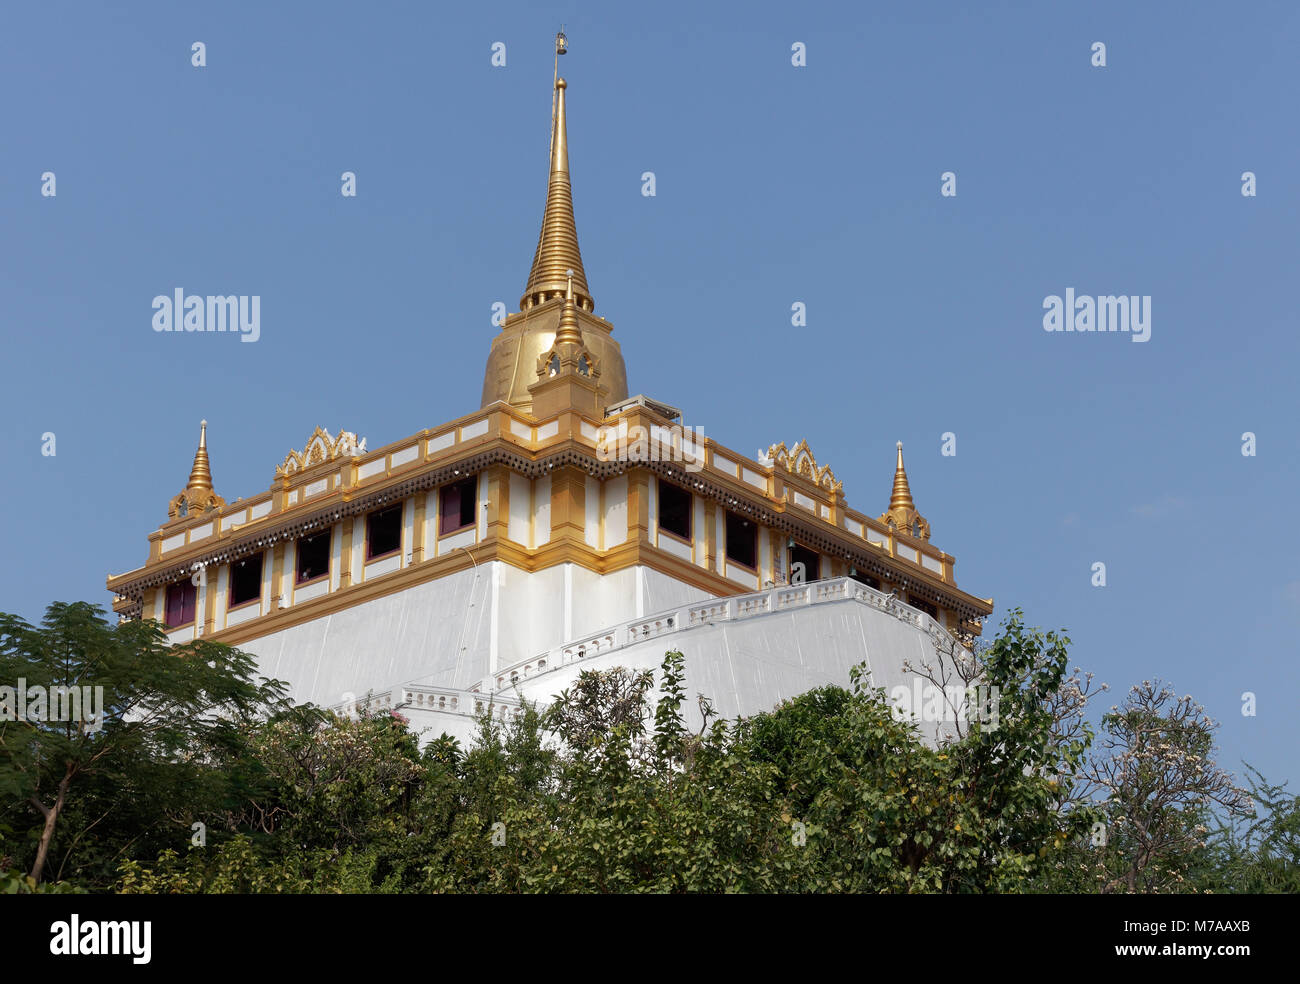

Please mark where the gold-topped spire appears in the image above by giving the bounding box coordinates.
[880,441,930,540]
[889,441,914,513]
[187,419,214,491]
[554,269,583,345]
[521,50,592,312]
[480,35,628,412]
[168,420,225,521]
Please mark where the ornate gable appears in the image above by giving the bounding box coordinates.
[767,439,843,495]
[276,427,367,480]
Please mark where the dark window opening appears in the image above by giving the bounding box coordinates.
[164,580,197,628]
[725,511,758,570]
[296,530,331,584]
[366,505,403,560]
[658,482,692,541]
[439,476,477,536]
[908,595,939,620]
[229,553,264,609]
[850,569,881,590]
[788,544,820,584]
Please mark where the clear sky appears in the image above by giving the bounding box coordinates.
[2,2,1296,787]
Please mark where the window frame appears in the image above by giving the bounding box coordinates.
[438,475,478,537]
[365,504,404,562]
[295,529,332,586]
[724,510,758,571]
[787,543,820,583]
[657,481,693,543]
[227,552,265,611]
[163,579,197,629]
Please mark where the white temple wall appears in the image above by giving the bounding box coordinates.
[237,564,494,709]
[512,596,947,742]
[235,562,715,713]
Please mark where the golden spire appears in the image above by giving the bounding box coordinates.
[889,441,914,513]
[480,33,628,412]
[521,60,592,312]
[880,441,930,541]
[187,419,214,492]
[168,419,225,521]
[554,269,583,345]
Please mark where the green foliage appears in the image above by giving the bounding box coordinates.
[116,835,397,894]
[419,653,805,893]
[0,866,86,893]
[3,601,1289,894]
[1194,765,1300,893]
[0,602,289,886]
[734,612,1099,892]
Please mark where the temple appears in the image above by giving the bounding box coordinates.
[107,37,993,744]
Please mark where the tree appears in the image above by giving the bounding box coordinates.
[0,602,287,884]
[1075,680,1250,893]
[420,652,802,893]
[1202,765,1300,893]
[739,610,1098,892]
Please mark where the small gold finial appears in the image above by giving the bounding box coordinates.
[169,419,225,520]
[555,267,583,346]
[187,419,213,492]
[880,441,929,540]
[894,439,915,509]
[890,441,914,512]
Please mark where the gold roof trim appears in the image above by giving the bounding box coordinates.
[767,439,843,495]
[276,426,367,480]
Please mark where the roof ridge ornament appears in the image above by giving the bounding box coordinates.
[276,426,368,480]
[168,419,226,521]
[879,441,930,540]
[767,439,843,495]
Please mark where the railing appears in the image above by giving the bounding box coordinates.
[333,684,523,722]
[484,576,958,696]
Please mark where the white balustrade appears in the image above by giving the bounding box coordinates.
[468,577,961,700]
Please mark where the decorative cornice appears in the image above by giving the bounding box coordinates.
[767,439,843,495]
[275,426,367,481]
[111,438,991,623]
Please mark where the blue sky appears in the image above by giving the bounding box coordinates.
[2,2,1296,787]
